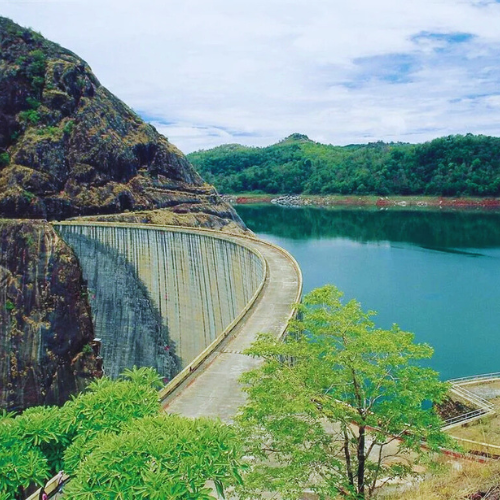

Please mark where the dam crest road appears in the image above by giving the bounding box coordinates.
[53,221,302,422]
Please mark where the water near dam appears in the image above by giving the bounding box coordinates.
[56,224,265,380]
[236,205,500,381]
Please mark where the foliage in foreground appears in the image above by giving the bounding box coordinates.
[236,285,450,499]
[0,367,243,500]
[64,415,243,499]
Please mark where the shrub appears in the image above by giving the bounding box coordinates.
[23,191,35,202]
[36,126,59,137]
[27,50,46,77]
[63,120,74,136]
[82,344,93,355]
[18,109,40,125]
[0,152,9,168]
[26,96,40,109]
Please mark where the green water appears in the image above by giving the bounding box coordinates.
[236,205,500,380]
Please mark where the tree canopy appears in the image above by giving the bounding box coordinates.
[0,367,243,500]
[1,291,454,500]
[236,285,450,499]
[187,133,500,197]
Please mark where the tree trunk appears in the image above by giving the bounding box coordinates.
[357,425,366,498]
[343,427,354,487]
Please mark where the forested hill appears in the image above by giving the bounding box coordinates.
[187,133,500,196]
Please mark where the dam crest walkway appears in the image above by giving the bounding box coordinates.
[160,229,302,420]
[55,222,302,422]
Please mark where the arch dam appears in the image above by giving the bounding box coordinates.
[54,222,302,421]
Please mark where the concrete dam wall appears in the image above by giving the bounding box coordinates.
[55,224,266,380]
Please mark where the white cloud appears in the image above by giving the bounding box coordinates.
[1,0,500,152]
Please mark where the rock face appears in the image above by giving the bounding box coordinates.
[0,17,246,410]
[0,220,101,411]
[0,17,245,230]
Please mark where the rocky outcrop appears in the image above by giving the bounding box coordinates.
[0,220,101,410]
[0,17,247,410]
[76,205,247,234]
[0,17,245,231]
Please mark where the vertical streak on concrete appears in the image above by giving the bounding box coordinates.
[56,225,265,374]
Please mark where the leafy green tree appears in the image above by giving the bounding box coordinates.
[61,368,162,473]
[15,406,70,474]
[0,367,245,499]
[0,412,49,500]
[63,415,244,499]
[236,285,449,499]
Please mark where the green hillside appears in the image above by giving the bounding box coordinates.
[187,133,500,197]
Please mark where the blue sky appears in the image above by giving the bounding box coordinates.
[1,0,500,152]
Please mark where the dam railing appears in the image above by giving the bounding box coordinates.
[449,372,500,385]
[442,381,496,430]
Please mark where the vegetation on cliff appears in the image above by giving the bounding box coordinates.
[0,16,243,230]
[187,133,500,197]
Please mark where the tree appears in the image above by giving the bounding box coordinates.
[63,415,244,499]
[61,368,163,474]
[0,367,245,499]
[0,412,49,500]
[236,285,450,499]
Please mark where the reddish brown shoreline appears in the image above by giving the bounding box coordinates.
[225,194,500,210]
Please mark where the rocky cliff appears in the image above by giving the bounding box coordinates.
[0,220,102,411]
[0,16,245,230]
[0,17,247,410]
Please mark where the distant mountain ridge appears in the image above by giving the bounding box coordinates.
[187,133,500,196]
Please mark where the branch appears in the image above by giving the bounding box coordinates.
[342,426,354,486]
[368,438,385,496]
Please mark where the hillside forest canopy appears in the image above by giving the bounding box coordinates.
[187,133,500,197]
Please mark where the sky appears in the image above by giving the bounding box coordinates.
[1,0,500,153]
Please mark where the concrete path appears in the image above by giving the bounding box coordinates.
[161,236,302,421]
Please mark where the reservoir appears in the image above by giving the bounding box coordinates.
[236,205,500,380]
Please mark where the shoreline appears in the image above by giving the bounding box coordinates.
[222,194,500,211]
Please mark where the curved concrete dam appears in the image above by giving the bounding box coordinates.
[55,223,266,380]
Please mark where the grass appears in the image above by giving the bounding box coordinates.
[377,456,500,499]
[450,394,500,446]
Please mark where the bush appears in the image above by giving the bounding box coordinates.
[63,120,74,136]
[82,344,93,354]
[18,109,40,125]
[36,126,59,137]
[0,152,9,168]
[23,191,35,202]
[27,50,46,77]
[26,96,40,110]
